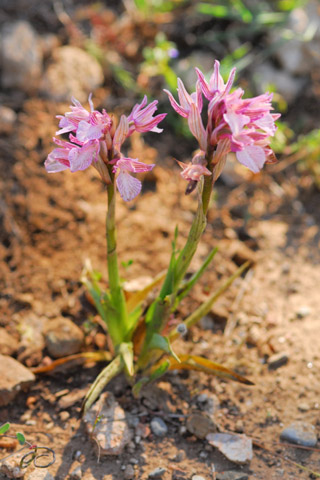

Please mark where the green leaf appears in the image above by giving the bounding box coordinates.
[119,342,134,377]
[16,432,26,445]
[174,246,218,308]
[0,422,10,435]
[169,261,250,342]
[149,333,180,363]
[159,226,179,299]
[132,359,171,397]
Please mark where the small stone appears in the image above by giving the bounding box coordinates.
[280,421,317,447]
[0,328,19,355]
[83,392,132,456]
[59,411,70,421]
[0,106,17,135]
[172,450,186,462]
[44,317,84,358]
[150,417,168,437]
[69,465,82,480]
[298,402,309,412]
[207,433,253,464]
[199,451,208,458]
[268,352,289,370]
[25,471,55,480]
[296,306,311,319]
[17,315,46,366]
[123,464,135,480]
[216,472,249,480]
[0,21,43,93]
[186,412,217,439]
[192,476,206,480]
[148,467,166,478]
[41,46,104,102]
[0,355,35,406]
[235,420,244,433]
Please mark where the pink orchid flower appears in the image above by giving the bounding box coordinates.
[165,60,280,182]
[127,96,167,135]
[113,157,155,202]
[45,137,100,173]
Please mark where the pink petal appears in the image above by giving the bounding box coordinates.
[188,103,207,150]
[68,141,99,172]
[116,171,141,201]
[236,145,266,173]
[76,120,103,142]
[163,89,188,118]
[113,115,129,149]
[45,153,70,173]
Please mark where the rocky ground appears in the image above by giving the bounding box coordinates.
[1,1,320,479]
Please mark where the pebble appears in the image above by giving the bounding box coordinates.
[172,450,186,462]
[0,20,43,93]
[123,464,135,480]
[268,352,289,370]
[192,476,206,480]
[148,467,166,478]
[207,433,253,464]
[0,106,17,135]
[235,420,244,433]
[150,417,168,437]
[0,328,19,355]
[216,472,249,480]
[280,421,317,447]
[0,354,35,406]
[298,402,309,412]
[69,465,82,480]
[41,46,104,102]
[83,392,132,456]
[296,306,311,319]
[186,412,217,439]
[18,314,46,366]
[44,317,84,358]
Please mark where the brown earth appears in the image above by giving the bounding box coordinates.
[0,92,320,480]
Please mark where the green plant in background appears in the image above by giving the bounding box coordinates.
[134,0,186,15]
[140,32,179,89]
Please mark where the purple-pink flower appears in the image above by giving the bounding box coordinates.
[45,95,166,202]
[164,60,280,185]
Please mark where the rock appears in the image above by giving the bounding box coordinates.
[148,467,167,478]
[141,384,174,412]
[17,315,46,366]
[216,472,249,480]
[124,464,135,480]
[0,453,26,478]
[0,106,17,135]
[186,412,217,439]
[254,62,306,103]
[268,352,289,370]
[280,421,317,447]
[150,417,168,437]
[0,21,42,93]
[83,392,132,456]
[25,471,55,480]
[0,354,35,406]
[207,433,253,464]
[192,476,206,480]
[297,402,309,412]
[57,388,87,410]
[172,450,186,462]
[41,46,104,102]
[44,317,84,358]
[69,465,82,479]
[197,392,220,415]
[0,328,19,355]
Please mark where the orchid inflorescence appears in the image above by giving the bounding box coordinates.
[45,60,279,413]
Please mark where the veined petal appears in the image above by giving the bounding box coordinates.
[76,120,103,142]
[163,89,188,118]
[113,115,129,149]
[236,145,266,173]
[115,157,155,173]
[45,153,70,173]
[188,103,207,151]
[116,171,142,202]
[68,141,99,172]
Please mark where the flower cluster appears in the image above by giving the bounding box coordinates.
[164,60,280,187]
[45,95,166,201]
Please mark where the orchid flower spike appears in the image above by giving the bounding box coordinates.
[45,95,166,202]
[164,59,280,186]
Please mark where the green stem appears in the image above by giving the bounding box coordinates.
[106,180,128,346]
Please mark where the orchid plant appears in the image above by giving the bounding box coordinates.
[45,60,279,414]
